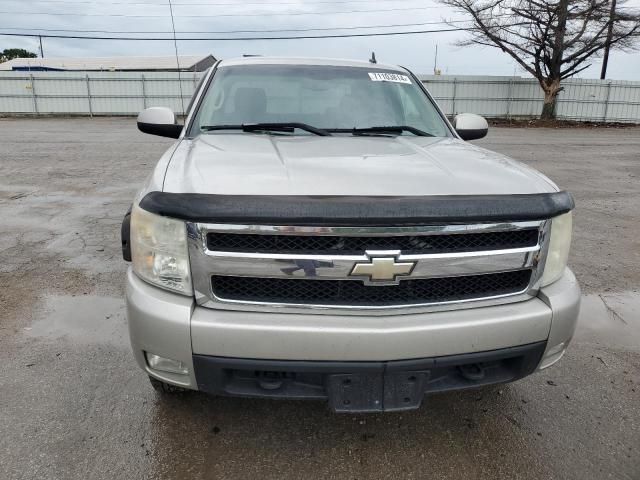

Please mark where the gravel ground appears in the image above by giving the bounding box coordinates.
[0,118,638,480]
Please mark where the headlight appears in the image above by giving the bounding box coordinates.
[540,212,572,287]
[130,204,192,295]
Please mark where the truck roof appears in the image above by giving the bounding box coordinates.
[217,56,406,72]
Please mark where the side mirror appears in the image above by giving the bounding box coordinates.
[137,107,183,139]
[453,113,488,141]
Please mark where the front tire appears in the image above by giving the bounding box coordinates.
[148,375,188,394]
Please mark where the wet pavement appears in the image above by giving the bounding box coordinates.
[1,118,639,479]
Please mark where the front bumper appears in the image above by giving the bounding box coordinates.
[126,267,581,408]
[192,342,546,412]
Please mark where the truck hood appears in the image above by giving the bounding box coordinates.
[162,134,557,196]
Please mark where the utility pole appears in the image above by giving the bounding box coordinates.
[600,0,617,79]
[433,44,438,75]
[38,35,44,57]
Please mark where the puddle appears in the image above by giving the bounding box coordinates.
[575,291,640,350]
[28,295,128,346]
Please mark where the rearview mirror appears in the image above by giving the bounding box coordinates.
[453,113,488,141]
[137,107,183,139]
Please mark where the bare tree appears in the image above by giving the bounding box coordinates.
[441,0,640,119]
[600,0,617,78]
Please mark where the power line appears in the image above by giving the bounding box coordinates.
[0,26,471,41]
[26,0,437,5]
[0,6,446,18]
[0,19,479,35]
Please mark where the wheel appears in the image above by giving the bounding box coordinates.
[148,375,188,394]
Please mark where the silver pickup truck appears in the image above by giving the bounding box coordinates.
[122,57,580,413]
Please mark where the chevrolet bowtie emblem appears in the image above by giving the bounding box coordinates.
[350,255,415,285]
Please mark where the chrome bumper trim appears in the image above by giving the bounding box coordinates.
[197,248,538,281]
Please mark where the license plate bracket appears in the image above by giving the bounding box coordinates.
[327,373,384,413]
[327,370,429,412]
[383,371,429,411]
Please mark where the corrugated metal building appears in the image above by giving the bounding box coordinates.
[0,55,216,72]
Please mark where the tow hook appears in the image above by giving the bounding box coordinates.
[257,371,285,390]
[458,363,486,381]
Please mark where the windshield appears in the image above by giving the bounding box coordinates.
[189,64,451,137]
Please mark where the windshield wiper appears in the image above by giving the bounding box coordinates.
[326,126,432,137]
[201,122,331,136]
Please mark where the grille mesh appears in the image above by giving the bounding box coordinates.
[207,229,539,254]
[211,270,532,306]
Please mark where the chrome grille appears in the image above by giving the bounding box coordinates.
[206,229,539,255]
[188,221,550,315]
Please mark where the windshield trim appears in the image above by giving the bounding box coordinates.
[183,62,218,140]
[404,68,457,137]
[184,63,455,139]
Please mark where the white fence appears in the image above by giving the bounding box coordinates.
[0,71,200,116]
[420,75,640,123]
[1,71,639,123]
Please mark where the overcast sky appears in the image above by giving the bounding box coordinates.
[2,0,640,79]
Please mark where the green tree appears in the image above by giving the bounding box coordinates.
[1,48,38,62]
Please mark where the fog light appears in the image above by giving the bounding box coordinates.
[538,342,567,370]
[145,352,189,375]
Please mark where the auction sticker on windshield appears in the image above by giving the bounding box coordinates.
[368,72,412,84]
